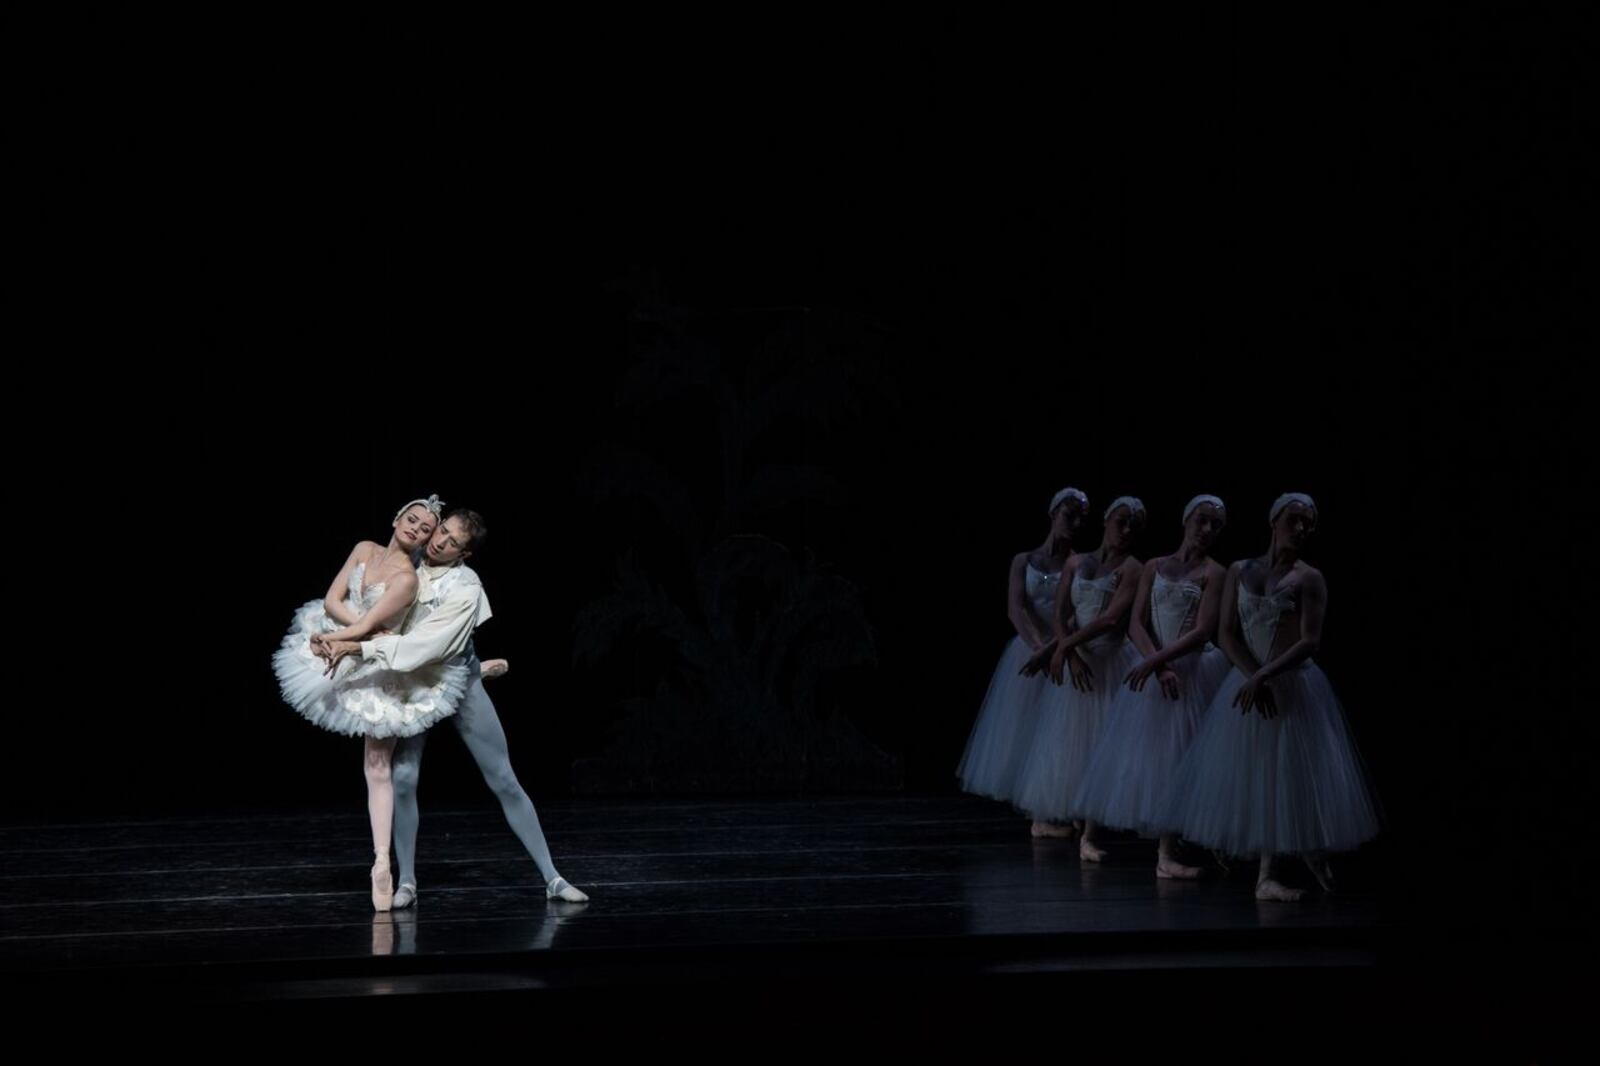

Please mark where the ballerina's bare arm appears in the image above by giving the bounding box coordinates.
[1044,553,1098,687]
[1215,562,1263,677]
[1252,567,1326,681]
[1139,559,1227,670]
[1048,554,1084,646]
[320,542,381,627]
[1124,559,1162,660]
[1055,556,1141,654]
[1021,555,1081,675]
[321,570,419,643]
[1007,553,1052,650]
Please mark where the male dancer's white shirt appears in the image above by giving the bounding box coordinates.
[360,561,491,671]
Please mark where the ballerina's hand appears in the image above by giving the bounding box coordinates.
[1232,677,1255,712]
[1043,643,1068,685]
[322,641,360,676]
[1125,658,1158,691]
[1157,667,1181,701]
[481,658,510,680]
[1066,650,1094,693]
[1019,644,1053,678]
[1234,673,1277,718]
[1249,673,1279,719]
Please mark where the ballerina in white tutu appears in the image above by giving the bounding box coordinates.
[1162,493,1381,901]
[1073,495,1232,877]
[1015,496,1147,851]
[272,495,472,910]
[957,487,1086,836]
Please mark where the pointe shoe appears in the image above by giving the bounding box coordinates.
[546,876,589,903]
[1079,839,1107,863]
[371,855,394,912]
[392,882,417,909]
[481,658,509,679]
[1156,853,1203,880]
[1255,878,1305,902]
[1304,854,1336,893]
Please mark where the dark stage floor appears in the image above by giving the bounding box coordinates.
[0,795,1574,1051]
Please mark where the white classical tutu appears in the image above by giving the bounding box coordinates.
[957,635,1057,802]
[957,562,1063,803]
[1072,643,1230,833]
[1014,635,1142,821]
[272,563,468,739]
[1162,662,1382,856]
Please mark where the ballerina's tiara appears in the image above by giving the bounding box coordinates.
[394,494,446,523]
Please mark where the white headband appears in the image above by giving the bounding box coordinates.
[394,494,446,524]
[1049,487,1089,515]
[1103,495,1146,522]
[1182,494,1226,523]
[1270,492,1317,524]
